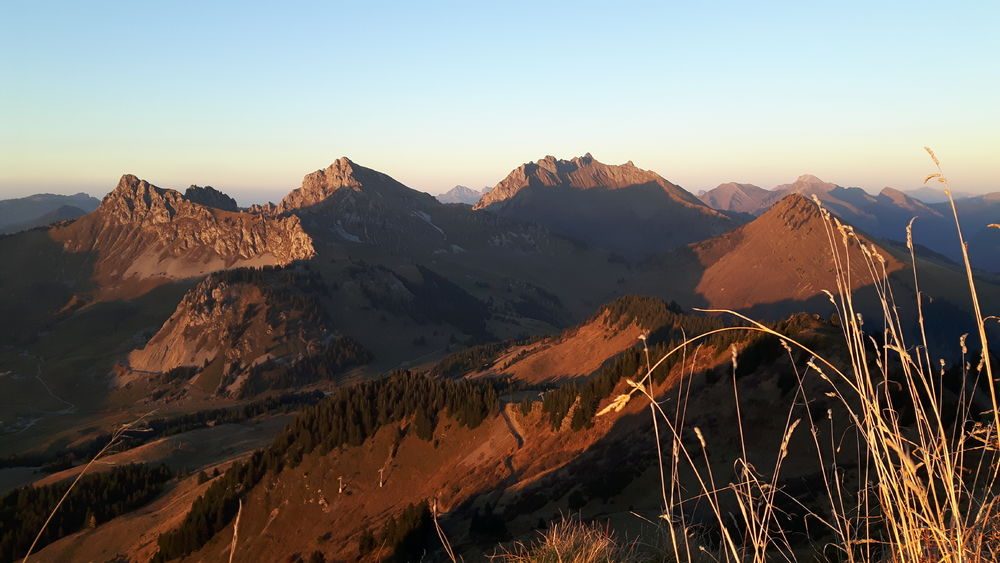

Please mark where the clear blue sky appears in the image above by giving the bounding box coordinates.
[2,1,998,204]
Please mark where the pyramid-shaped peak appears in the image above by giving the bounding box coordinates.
[118,173,140,186]
[330,156,356,169]
[96,174,201,226]
[278,157,432,213]
[106,174,172,203]
[763,193,824,222]
[112,174,147,193]
[777,174,840,195]
[796,174,826,183]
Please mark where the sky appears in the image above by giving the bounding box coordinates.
[1,1,998,205]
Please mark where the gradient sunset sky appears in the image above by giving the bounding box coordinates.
[2,1,997,204]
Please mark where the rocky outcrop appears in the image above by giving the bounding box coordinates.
[183,185,239,211]
[52,174,314,295]
[124,269,369,398]
[271,157,454,251]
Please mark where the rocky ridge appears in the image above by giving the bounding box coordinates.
[470,153,733,256]
[52,175,314,293]
[474,153,710,211]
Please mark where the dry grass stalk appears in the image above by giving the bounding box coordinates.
[21,413,154,563]
[228,499,242,563]
[597,148,999,561]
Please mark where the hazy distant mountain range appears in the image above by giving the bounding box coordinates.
[0,192,100,233]
[698,174,998,271]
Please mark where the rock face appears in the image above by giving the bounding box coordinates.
[273,157,452,250]
[183,185,239,212]
[473,154,734,257]
[52,175,314,295]
[124,269,369,398]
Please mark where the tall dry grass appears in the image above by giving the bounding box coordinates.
[597,148,999,561]
[493,517,645,563]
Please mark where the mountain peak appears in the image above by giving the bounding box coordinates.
[877,186,937,214]
[278,157,436,214]
[276,156,434,213]
[472,154,731,257]
[776,174,839,195]
[795,174,825,183]
[112,173,144,194]
[54,174,314,295]
[691,191,902,309]
[100,174,186,224]
[878,186,909,202]
[698,182,772,214]
[437,185,487,205]
[277,157,369,212]
[768,192,822,218]
[749,192,829,232]
[475,154,698,211]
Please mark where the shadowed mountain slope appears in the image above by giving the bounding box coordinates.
[474,154,735,257]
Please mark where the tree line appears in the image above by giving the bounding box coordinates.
[539,297,819,430]
[0,463,172,561]
[153,370,500,561]
[240,336,372,397]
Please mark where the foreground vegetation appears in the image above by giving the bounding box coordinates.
[536,296,821,431]
[494,517,645,563]
[593,149,1000,561]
